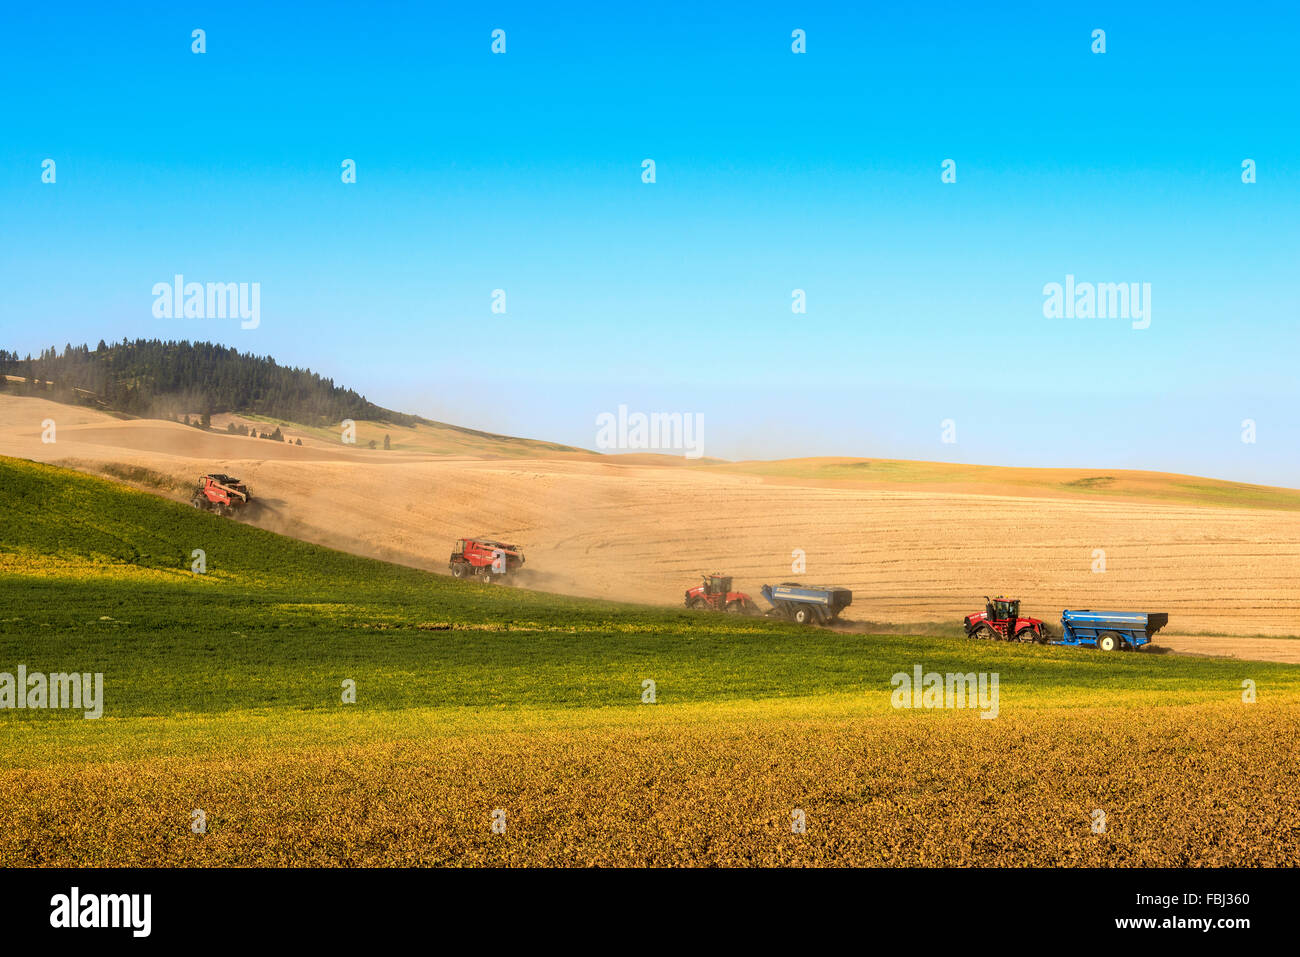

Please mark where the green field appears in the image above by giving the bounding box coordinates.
[2,456,1298,866]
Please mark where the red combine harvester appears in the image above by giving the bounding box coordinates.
[190,473,253,516]
[449,538,524,582]
[964,595,1050,642]
[684,574,759,615]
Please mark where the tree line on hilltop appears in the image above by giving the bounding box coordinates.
[0,339,415,429]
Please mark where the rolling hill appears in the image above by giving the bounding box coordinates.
[2,457,1299,866]
[5,392,1300,652]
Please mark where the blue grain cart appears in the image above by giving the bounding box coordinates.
[1058,609,1169,651]
[760,582,853,625]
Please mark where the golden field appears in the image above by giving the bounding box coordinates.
[3,395,1300,659]
[3,700,1298,867]
[1,456,1298,867]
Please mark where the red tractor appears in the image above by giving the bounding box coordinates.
[964,595,1050,643]
[449,538,524,582]
[190,473,252,516]
[684,574,759,615]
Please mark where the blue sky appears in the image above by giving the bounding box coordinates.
[2,1,1297,483]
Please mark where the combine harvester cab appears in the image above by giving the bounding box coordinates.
[449,538,524,582]
[760,583,852,626]
[1058,610,1169,651]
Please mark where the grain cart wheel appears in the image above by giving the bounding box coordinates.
[1097,632,1121,652]
[793,606,815,625]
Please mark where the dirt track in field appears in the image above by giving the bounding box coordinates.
[3,395,1299,662]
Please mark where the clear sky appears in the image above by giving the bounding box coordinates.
[2,1,1297,483]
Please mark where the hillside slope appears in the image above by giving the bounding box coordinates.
[13,455,1284,710]
[4,394,1300,649]
[719,457,1300,511]
[3,458,1299,867]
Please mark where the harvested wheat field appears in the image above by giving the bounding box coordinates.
[3,394,1299,662]
[3,457,1298,868]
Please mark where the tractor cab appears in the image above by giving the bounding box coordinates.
[966,595,1047,642]
[990,597,1020,622]
[705,574,732,597]
[684,573,755,614]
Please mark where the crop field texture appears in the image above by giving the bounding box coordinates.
[5,395,1300,655]
[2,457,1299,866]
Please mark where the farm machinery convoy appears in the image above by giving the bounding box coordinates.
[685,574,852,624]
[964,595,1169,651]
[183,470,1166,650]
[440,551,1165,650]
[679,578,1166,650]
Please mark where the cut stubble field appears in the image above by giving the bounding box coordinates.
[1,458,1298,866]
[4,395,1300,660]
